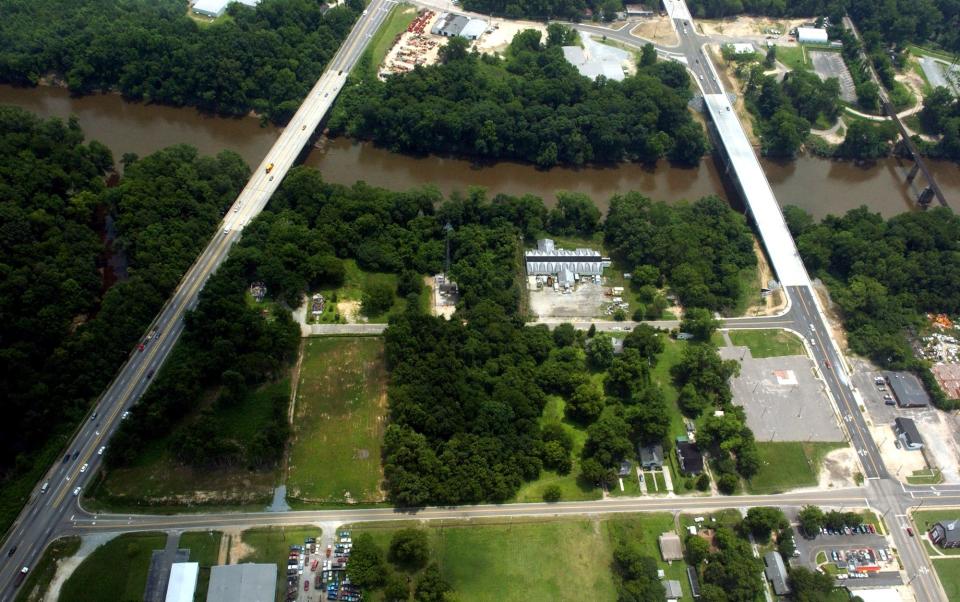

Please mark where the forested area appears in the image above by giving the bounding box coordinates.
[0,0,360,123]
[461,0,614,21]
[740,62,842,157]
[330,29,707,168]
[786,204,960,409]
[686,0,837,19]
[918,87,960,160]
[0,106,248,528]
[604,193,757,313]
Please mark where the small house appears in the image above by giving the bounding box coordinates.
[639,444,664,470]
[658,532,683,561]
[676,440,704,475]
[664,580,682,600]
[618,460,633,477]
[894,417,924,450]
[930,521,960,548]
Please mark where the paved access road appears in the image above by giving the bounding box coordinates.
[0,1,395,599]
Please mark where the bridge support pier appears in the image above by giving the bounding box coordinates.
[919,186,936,206]
[906,162,921,183]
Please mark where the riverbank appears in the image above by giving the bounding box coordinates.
[2,83,958,218]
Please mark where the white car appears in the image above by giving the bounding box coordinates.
[121,411,130,420]
[80,463,88,473]
[72,486,81,496]
[98,446,106,456]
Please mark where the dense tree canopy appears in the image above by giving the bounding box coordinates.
[330,29,706,168]
[0,0,360,123]
[605,193,757,312]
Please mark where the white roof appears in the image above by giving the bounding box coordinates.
[207,564,276,602]
[703,94,809,286]
[797,27,828,41]
[460,19,487,39]
[729,43,755,53]
[193,0,229,15]
[165,563,199,602]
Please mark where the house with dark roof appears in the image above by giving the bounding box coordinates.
[763,551,790,595]
[640,444,664,470]
[676,440,703,475]
[894,417,924,450]
[930,520,960,548]
[687,566,701,598]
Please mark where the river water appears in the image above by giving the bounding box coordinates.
[3,84,958,219]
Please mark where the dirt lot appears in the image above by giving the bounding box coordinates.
[474,19,546,55]
[818,447,858,488]
[742,241,787,316]
[630,16,678,46]
[528,278,615,319]
[869,424,928,477]
[697,16,809,39]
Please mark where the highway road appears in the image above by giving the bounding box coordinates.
[0,1,394,598]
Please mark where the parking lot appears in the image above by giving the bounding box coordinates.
[720,346,844,441]
[792,526,902,587]
[527,278,618,319]
[853,369,960,482]
[809,50,856,102]
[286,531,359,602]
[919,56,959,96]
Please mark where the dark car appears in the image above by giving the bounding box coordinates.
[71,451,79,460]
[147,369,155,379]
[7,545,16,557]
[63,454,70,464]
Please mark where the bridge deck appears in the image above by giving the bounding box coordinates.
[703,93,809,287]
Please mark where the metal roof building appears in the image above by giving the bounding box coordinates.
[797,27,829,44]
[664,580,683,600]
[165,563,199,602]
[206,564,276,602]
[525,239,609,277]
[431,13,469,37]
[884,371,930,407]
[460,19,487,40]
[659,532,683,561]
[763,551,790,595]
[192,0,259,18]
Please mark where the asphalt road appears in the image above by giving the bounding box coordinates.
[0,1,393,598]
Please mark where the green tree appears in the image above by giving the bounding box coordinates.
[641,43,658,67]
[384,572,411,602]
[362,282,396,316]
[389,529,430,571]
[543,484,562,502]
[742,507,788,543]
[414,563,451,602]
[347,534,387,589]
[567,382,606,423]
[787,566,836,602]
[586,333,615,370]
[680,308,721,341]
[717,473,738,494]
[797,505,824,537]
[685,533,711,564]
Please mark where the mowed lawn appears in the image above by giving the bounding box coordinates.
[180,531,222,601]
[746,442,844,494]
[287,337,387,503]
[60,532,167,602]
[351,513,692,602]
[934,558,960,599]
[729,329,806,358]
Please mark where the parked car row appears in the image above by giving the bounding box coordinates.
[820,523,876,536]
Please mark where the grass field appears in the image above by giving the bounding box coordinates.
[238,526,322,600]
[729,329,806,358]
[360,4,416,78]
[60,532,167,602]
[746,442,844,494]
[907,468,943,485]
[96,381,287,505]
[349,513,693,602]
[288,337,387,503]
[14,536,80,602]
[777,45,811,72]
[180,531,222,601]
[313,260,428,323]
[934,558,960,599]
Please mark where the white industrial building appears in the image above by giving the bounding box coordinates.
[796,27,828,44]
[192,0,260,18]
[165,562,199,602]
[206,564,276,602]
[525,239,610,288]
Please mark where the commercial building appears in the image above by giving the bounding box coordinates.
[676,439,703,475]
[165,563,199,602]
[796,26,828,43]
[894,417,924,450]
[524,239,610,287]
[884,371,930,407]
[763,551,790,595]
[206,564,276,602]
[431,13,487,39]
[930,520,960,548]
[625,4,654,16]
[639,444,664,470]
[191,0,259,18]
[658,532,683,561]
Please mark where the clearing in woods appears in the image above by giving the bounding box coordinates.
[287,337,387,503]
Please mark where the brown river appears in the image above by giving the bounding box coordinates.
[3,84,958,219]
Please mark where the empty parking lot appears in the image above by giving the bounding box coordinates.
[810,50,856,102]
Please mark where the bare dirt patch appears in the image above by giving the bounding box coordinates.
[474,19,546,55]
[337,300,361,323]
[742,240,787,316]
[818,446,857,488]
[630,16,678,46]
[227,529,253,564]
[697,16,808,38]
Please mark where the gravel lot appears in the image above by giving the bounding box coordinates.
[919,56,959,96]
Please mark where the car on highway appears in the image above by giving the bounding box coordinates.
[13,566,28,587]
[80,463,88,473]
[223,227,230,235]
[147,369,155,379]
[265,163,274,173]
[138,343,145,351]
[98,446,106,455]
[362,8,368,14]
[71,451,79,460]
[72,486,81,496]
[90,411,97,421]
[7,545,16,557]
[907,527,914,537]
[62,454,70,464]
